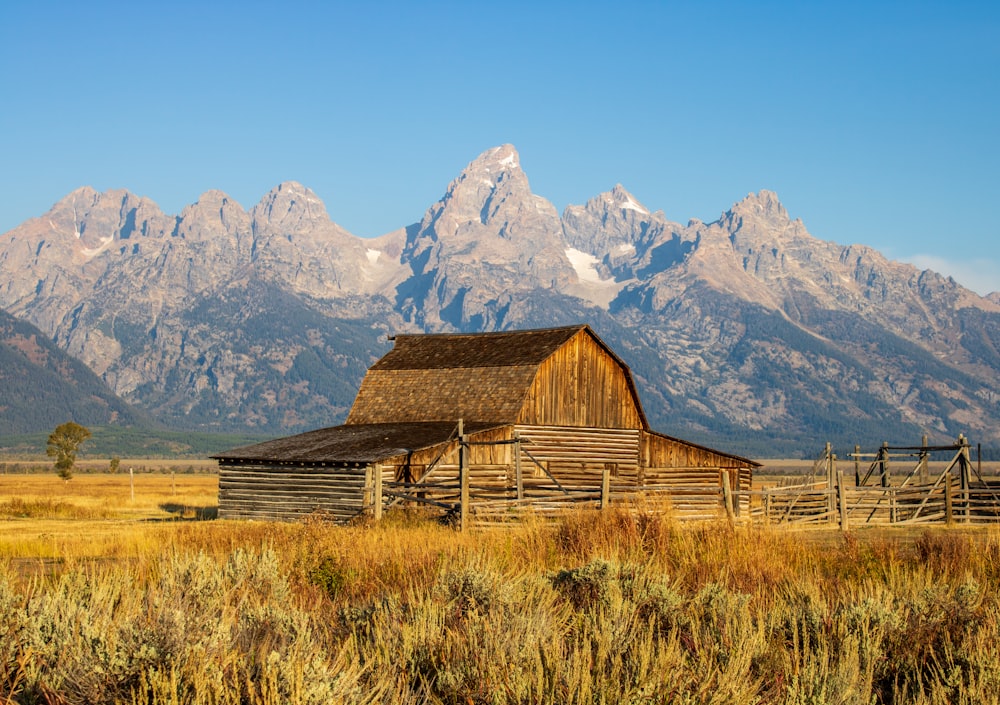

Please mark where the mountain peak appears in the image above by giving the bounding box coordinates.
[252,181,331,231]
[422,144,546,240]
[606,184,649,214]
[477,144,521,172]
[731,190,788,220]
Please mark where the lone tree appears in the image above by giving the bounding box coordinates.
[46,421,91,481]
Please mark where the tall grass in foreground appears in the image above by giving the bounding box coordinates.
[2,509,1000,704]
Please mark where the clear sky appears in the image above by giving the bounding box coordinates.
[2,1,998,294]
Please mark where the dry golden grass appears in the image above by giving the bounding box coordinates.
[3,473,1000,703]
[0,473,218,560]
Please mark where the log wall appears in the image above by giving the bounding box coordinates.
[218,462,371,522]
[219,424,757,524]
[515,425,641,486]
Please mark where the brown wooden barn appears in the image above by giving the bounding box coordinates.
[213,325,758,523]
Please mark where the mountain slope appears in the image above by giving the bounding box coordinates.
[0,145,997,454]
[0,308,147,434]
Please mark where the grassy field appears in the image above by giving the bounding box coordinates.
[0,473,219,561]
[3,474,1000,704]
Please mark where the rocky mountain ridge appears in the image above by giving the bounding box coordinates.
[1,144,997,454]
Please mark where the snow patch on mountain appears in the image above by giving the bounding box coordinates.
[566,247,605,283]
[564,247,630,309]
[620,195,647,213]
[81,235,114,259]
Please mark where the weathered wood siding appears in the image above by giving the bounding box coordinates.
[641,431,748,472]
[218,462,371,522]
[382,426,515,486]
[518,331,644,429]
[638,431,753,518]
[516,424,641,486]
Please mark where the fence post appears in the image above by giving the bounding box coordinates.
[837,471,849,531]
[828,450,837,524]
[458,419,469,532]
[959,434,971,523]
[600,464,611,510]
[514,433,524,501]
[721,469,734,523]
[854,445,861,486]
[880,442,890,487]
[373,463,383,521]
[920,435,929,484]
[945,477,954,526]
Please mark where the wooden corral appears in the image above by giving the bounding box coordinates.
[753,435,1000,527]
[214,325,758,525]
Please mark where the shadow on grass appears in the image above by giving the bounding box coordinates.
[158,503,219,520]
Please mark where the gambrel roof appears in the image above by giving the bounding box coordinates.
[346,325,647,427]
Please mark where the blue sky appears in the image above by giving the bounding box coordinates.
[2,1,998,294]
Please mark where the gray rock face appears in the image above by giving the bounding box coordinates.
[0,147,998,452]
[397,145,575,329]
[562,184,690,280]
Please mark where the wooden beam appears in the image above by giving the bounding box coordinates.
[459,419,468,533]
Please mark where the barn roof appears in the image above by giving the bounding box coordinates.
[346,325,648,427]
[645,429,762,468]
[213,421,503,464]
[372,326,586,369]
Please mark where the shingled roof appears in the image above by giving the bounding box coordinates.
[371,326,586,370]
[346,325,636,425]
[213,421,502,465]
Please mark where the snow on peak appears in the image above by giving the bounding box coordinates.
[602,186,648,214]
[566,247,616,285]
[486,145,520,170]
[620,195,647,213]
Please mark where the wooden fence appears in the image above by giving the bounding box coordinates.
[752,475,1000,527]
[748,435,1000,528]
[369,433,1000,529]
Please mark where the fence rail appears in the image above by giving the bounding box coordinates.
[369,434,999,529]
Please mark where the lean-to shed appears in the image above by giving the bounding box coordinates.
[213,325,758,522]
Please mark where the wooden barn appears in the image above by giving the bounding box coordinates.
[213,325,758,524]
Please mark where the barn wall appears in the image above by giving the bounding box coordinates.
[382,425,644,496]
[515,424,641,486]
[382,426,515,485]
[641,432,752,473]
[518,331,644,428]
[639,431,753,518]
[218,462,369,522]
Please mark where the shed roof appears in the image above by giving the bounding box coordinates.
[645,429,761,468]
[213,421,503,464]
